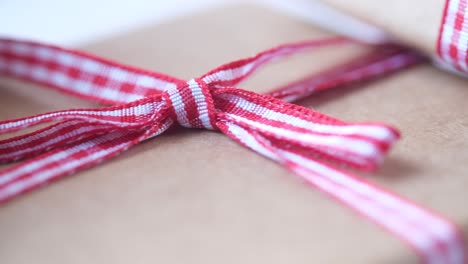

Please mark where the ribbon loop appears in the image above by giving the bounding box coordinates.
[213,88,399,171]
[164,78,217,129]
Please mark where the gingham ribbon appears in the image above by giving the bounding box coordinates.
[438,0,468,74]
[0,36,465,263]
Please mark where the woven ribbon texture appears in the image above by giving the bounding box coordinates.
[438,0,468,74]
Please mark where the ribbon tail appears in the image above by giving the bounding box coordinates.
[0,130,136,203]
[219,120,464,264]
[0,118,173,204]
[279,150,465,264]
[268,47,425,102]
[0,120,116,163]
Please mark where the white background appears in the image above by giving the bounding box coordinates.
[0,0,387,46]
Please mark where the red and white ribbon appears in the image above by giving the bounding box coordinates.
[438,0,468,74]
[0,36,465,263]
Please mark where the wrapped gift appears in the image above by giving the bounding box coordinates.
[1,4,467,264]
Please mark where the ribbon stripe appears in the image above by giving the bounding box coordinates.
[215,89,398,141]
[0,35,465,264]
[268,48,424,102]
[0,121,114,163]
[438,0,468,74]
[0,38,183,104]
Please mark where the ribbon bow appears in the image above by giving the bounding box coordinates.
[0,37,465,263]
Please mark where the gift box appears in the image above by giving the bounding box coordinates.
[1,4,467,264]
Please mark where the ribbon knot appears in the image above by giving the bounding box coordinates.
[165,78,217,130]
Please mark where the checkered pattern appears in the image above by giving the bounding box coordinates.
[0,37,465,263]
[0,38,184,104]
[437,0,468,74]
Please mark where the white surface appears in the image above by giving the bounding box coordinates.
[0,0,228,46]
[263,0,389,44]
[0,0,388,46]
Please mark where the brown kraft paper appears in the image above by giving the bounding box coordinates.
[1,4,467,264]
